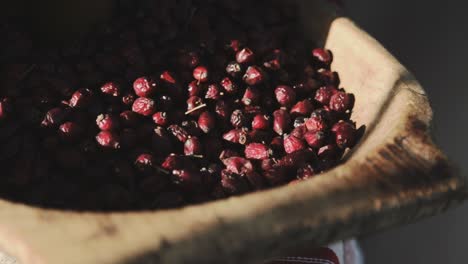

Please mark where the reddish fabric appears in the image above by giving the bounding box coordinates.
[266,247,340,264]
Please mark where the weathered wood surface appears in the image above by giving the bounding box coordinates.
[0,1,465,263]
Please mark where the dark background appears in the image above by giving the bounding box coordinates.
[344,1,468,263]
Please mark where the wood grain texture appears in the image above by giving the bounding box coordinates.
[0,1,465,263]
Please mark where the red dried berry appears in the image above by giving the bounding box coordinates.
[332,120,357,149]
[263,49,285,70]
[227,39,243,53]
[134,153,156,173]
[283,134,307,154]
[205,84,223,100]
[230,109,247,128]
[252,114,270,130]
[290,125,307,139]
[318,144,341,161]
[100,82,121,97]
[215,100,232,119]
[304,131,327,149]
[160,71,177,84]
[152,112,169,126]
[305,115,328,132]
[245,143,271,160]
[241,87,260,106]
[132,97,156,116]
[273,109,291,135]
[220,77,238,94]
[121,92,136,106]
[133,76,157,97]
[290,99,314,116]
[279,149,316,168]
[184,137,203,156]
[315,85,338,105]
[222,157,254,174]
[59,121,82,140]
[193,66,209,82]
[275,85,296,107]
[187,80,202,97]
[168,124,190,142]
[96,114,119,131]
[186,96,205,116]
[198,111,216,133]
[222,129,248,144]
[312,48,333,66]
[95,131,120,149]
[329,92,355,113]
[120,110,139,127]
[226,61,243,78]
[69,88,93,108]
[236,48,255,64]
[243,66,265,86]
[317,69,340,86]
[161,155,183,171]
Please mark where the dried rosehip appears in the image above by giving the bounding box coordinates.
[193,66,209,82]
[223,129,248,144]
[273,109,291,135]
[69,88,93,108]
[222,156,253,174]
[96,131,120,149]
[152,112,169,126]
[252,114,270,130]
[290,99,314,116]
[305,115,328,132]
[160,71,177,84]
[205,84,223,100]
[168,124,190,142]
[188,80,202,97]
[236,48,254,64]
[245,143,271,160]
[134,153,156,173]
[332,120,357,149]
[100,82,121,97]
[226,61,243,78]
[220,77,238,94]
[243,66,265,86]
[186,96,205,116]
[59,121,82,140]
[132,97,156,116]
[96,114,119,131]
[312,48,333,66]
[230,109,247,128]
[198,111,216,133]
[184,137,203,156]
[290,125,307,139]
[293,117,307,128]
[283,134,306,154]
[121,92,136,106]
[133,76,157,97]
[275,85,296,107]
[315,85,338,105]
[241,87,260,106]
[317,69,340,86]
[215,100,232,119]
[329,92,355,113]
[304,131,327,149]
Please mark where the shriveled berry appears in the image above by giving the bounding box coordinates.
[230,109,247,128]
[315,85,338,105]
[245,143,271,160]
[96,131,120,149]
[241,87,260,106]
[100,82,121,97]
[278,149,316,168]
[152,112,169,126]
[223,129,248,144]
[332,120,357,149]
[120,110,139,127]
[317,69,340,86]
[215,100,232,119]
[220,77,238,94]
[168,124,190,142]
[133,76,157,97]
[290,125,306,139]
[187,80,202,97]
[236,48,254,64]
[290,99,314,116]
[121,92,136,106]
[186,96,205,116]
[226,61,243,78]
[243,66,265,86]
[41,107,68,127]
[160,71,177,84]
[312,48,333,66]
[205,84,223,100]
[252,114,270,130]
[184,137,203,156]
[59,121,82,140]
[222,157,253,174]
[96,114,119,131]
[134,153,156,173]
[275,85,296,107]
[193,66,209,82]
[132,97,156,116]
[329,92,355,113]
[283,134,306,154]
[69,88,93,108]
[198,111,216,133]
[273,109,291,135]
[304,131,326,149]
[305,115,328,132]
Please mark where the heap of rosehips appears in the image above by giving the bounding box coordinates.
[0,0,362,210]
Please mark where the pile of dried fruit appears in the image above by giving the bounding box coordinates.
[0,0,362,210]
